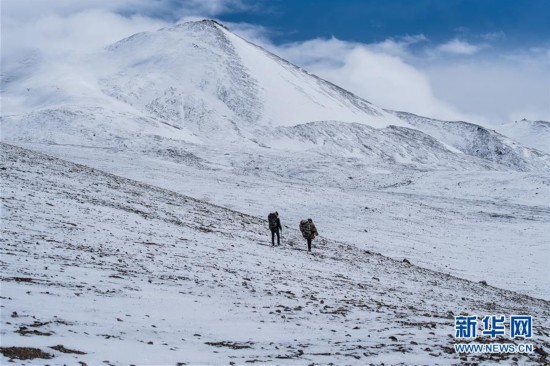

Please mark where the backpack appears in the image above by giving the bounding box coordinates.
[268,212,278,230]
[299,220,311,239]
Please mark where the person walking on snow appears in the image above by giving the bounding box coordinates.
[268,211,282,246]
[299,218,319,252]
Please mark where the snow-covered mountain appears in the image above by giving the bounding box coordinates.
[393,112,550,172]
[2,19,549,172]
[494,118,550,154]
[1,19,549,364]
[101,20,400,129]
[1,20,399,142]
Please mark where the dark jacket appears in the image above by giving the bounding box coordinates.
[268,213,282,232]
[272,217,282,232]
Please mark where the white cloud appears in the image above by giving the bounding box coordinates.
[436,39,484,55]
[2,3,159,74]
[425,50,550,123]
[223,21,274,48]
[371,34,428,57]
[1,0,249,69]
[299,45,469,121]
[481,31,506,42]
[3,10,166,59]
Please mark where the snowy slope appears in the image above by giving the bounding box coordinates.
[262,121,516,170]
[10,137,549,303]
[494,119,550,154]
[2,143,549,365]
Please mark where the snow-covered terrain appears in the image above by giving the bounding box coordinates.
[1,19,550,364]
[2,143,549,365]
[493,119,550,155]
[12,136,548,302]
[393,112,550,172]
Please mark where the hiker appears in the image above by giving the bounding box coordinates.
[268,211,282,246]
[299,218,319,252]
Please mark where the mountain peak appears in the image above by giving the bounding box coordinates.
[97,18,401,137]
[200,19,229,30]
[171,19,229,33]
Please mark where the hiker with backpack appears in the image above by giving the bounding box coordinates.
[299,218,319,252]
[268,211,282,246]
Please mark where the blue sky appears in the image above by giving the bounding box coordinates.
[3,0,549,124]
[218,0,550,48]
